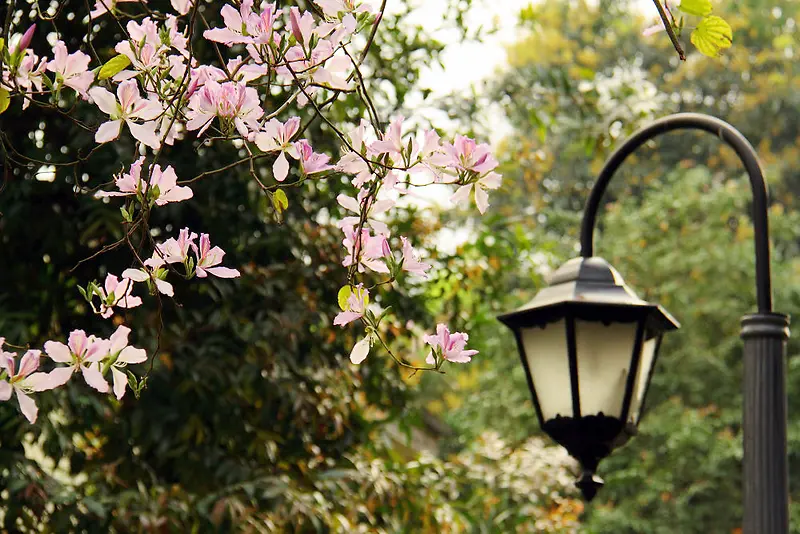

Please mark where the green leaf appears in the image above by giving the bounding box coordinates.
[338,285,352,310]
[98,54,131,80]
[678,0,712,17]
[273,189,289,213]
[148,185,161,203]
[0,88,9,115]
[691,16,733,57]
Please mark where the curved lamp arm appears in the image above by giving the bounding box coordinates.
[578,112,773,313]
[577,112,789,534]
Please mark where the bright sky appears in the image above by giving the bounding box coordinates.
[386,0,656,249]
[406,0,655,102]
[410,0,533,98]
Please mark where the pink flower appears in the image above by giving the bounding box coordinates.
[89,80,163,149]
[203,1,253,44]
[185,80,263,136]
[337,120,375,187]
[424,324,478,364]
[253,117,301,182]
[410,129,445,178]
[193,233,240,278]
[149,164,193,205]
[433,135,498,175]
[369,117,405,160]
[122,268,174,297]
[89,0,146,19]
[96,158,192,206]
[47,41,94,97]
[106,325,147,399]
[96,157,145,198]
[342,225,389,273]
[400,237,431,277]
[450,171,502,215]
[334,285,369,326]
[145,227,197,268]
[203,0,277,46]
[0,347,51,423]
[99,274,143,318]
[336,192,391,236]
[2,50,47,109]
[42,330,111,393]
[294,139,332,175]
[114,18,167,74]
[276,33,352,100]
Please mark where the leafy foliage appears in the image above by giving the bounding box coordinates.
[424,0,800,531]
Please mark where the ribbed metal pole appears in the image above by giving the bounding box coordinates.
[741,313,790,534]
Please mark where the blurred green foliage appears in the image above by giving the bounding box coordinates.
[424,0,800,532]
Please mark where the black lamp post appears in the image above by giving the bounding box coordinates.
[499,113,790,534]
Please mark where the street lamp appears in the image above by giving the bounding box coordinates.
[499,113,790,534]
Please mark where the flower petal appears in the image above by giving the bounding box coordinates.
[108,325,131,353]
[95,119,123,144]
[44,341,72,363]
[89,87,118,115]
[118,346,147,364]
[333,310,361,326]
[204,266,240,278]
[17,350,40,377]
[81,363,109,393]
[0,381,12,401]
[122,269,149,282]
[449,184,472,207]
[154,278,174,296]
[111,366,128,400]
[42,366,76,390]
[273,151,289,182]
[154,185,193,205]
[337,194,361,213]
[474,185,489,214]
[127,121,161,149]
[349,337,370,364]
[16,389,38,423]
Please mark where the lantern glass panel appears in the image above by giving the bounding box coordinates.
[521,320,571,420]
[628,335,660,422]
[575,320,638,418]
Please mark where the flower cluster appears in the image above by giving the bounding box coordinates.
[0,327,147,423]
[0,0,499,421]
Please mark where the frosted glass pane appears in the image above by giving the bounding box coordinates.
[576,320,637,418]
[629,337,659,423]
[521,321,572,420]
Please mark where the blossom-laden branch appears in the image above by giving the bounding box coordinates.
[0,0,500,423]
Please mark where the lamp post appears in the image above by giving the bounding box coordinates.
[498,113,790,534]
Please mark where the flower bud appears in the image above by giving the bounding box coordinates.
[289,7,304,44]
[16,24,35,53]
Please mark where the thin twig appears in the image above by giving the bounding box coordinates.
[652,0,686,61]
